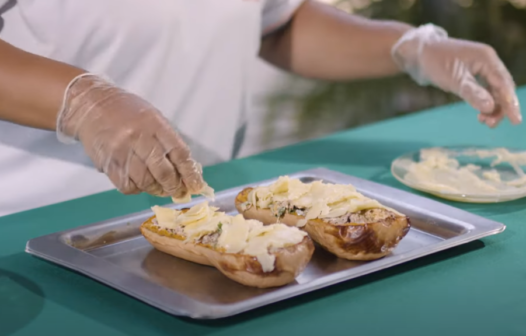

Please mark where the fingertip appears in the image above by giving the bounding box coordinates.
[184,175,205,194]
[176,158,205,193]
[508,102,522,125]
[478,98,495,114]
[473,89,495,114]
[460,82,495,114]
[490,77,521,124]
[510,114,522,125]
[485,116,502,128]
[172,185,188,200]
[505,91,522,125]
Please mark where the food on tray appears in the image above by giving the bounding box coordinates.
[141,201,314,288]
[235,176,410,261]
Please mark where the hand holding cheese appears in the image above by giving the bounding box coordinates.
[56,73,208,199]
[142,201,314,288]
[236,176,411,261]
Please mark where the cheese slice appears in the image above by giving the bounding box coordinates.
[243,236,276,273]
[151,206,181,229]
[269,176,311,202]
[175,202,219,227]
[249,188,274,209]
[184,213,227,242]
[171,183,216,204]
[171,193,192,204]
[217,214,250,253]
[244,223,307,272]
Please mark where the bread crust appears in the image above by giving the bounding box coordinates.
[140,213,315,288]
[235,187,410,261]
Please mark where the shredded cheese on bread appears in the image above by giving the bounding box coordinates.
[246,176,404,227]
[151,202,307,272]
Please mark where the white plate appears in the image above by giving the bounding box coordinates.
[391,146,526,203]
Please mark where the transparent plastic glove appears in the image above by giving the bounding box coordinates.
[56,73,206,199]
[391,24,522,128]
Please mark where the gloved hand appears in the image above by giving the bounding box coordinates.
[391,24,522,128]
[56,73,205,199]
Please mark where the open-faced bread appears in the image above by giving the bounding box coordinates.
[140,202,314,288]
[235,176,410,261]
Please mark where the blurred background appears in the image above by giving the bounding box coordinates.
[239,0,526,157]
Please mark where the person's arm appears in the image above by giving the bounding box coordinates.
[259,0,413,81]
[260,0,521,128]
[0,39,85,130]
[0,38,206,199]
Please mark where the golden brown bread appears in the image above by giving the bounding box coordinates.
[235,187,410,261]
[140,210,315,288]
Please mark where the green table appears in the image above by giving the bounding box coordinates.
[2,89,526,336]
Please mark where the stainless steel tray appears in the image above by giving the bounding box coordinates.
[25,168,506,319]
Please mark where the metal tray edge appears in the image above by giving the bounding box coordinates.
[24,167,508,319]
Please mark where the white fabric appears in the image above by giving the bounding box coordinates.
[0,0,304,217]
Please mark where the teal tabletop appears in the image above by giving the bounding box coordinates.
[1,88,526,336]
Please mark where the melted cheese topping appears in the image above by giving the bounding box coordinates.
[243,223,299,272]
[217,215,251,254]
[151,202,307,272]
[247,176,403,227]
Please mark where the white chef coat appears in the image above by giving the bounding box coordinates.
[0,0,304,217]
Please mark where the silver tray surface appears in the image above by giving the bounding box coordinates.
[25,168,505,319]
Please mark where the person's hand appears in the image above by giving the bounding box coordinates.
[56,73,205,198]
[391,24,522,128]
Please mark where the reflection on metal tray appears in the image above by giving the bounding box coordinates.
[25,168,505,319]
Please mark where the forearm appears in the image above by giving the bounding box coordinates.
[0,39,86,130]
[259,0,413,81]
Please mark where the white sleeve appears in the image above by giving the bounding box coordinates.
[261,0,305,35]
